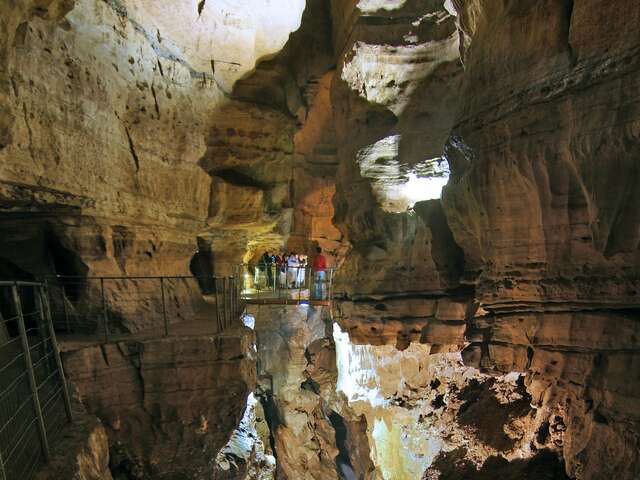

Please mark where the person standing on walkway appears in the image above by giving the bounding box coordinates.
[287,252,298,288]
[297,254,307,288]
[312,247,327,299]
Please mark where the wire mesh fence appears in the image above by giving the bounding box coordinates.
[46,275,244,342]
[0,281,72,480]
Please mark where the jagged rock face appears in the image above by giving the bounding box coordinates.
[35,401,113,480]
[333,325,569,480]
[213,393,276,480]
[329,1,640,479]
[0,0,309,281]
[337,294,468,351]
[249,304,344,480]
[330,0,465,300]
[61,328,256,479]
[443,0,640,309]
[250,305,567,479]
[437,1,640,478]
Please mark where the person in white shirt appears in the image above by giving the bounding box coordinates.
[296,254,307,288]
[287,252,298,288]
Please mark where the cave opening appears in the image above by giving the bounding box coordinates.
[211,168,268,190]
[189,237,215,294]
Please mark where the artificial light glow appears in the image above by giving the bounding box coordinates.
[333,322,446,479]
[242,314,255,329]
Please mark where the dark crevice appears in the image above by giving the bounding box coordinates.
[124,126,140,172]
[211,168,268,189]
[256,390,282,466]
[22,102,35,159]
[150,84,160,117]
[328,411,356,480]
[197,0,206,17]
[563,0,576,65]
[300,377,321,395]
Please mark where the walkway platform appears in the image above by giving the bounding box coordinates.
[245,298,331,306]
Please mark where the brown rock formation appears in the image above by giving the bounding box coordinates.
[3,0,640,478]
[328,1,640,479]
[35,401,112,480]
[61,326,256,478]
[250,304,343,480]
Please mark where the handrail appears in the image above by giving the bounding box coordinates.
[47,274,229,280]
[0,281,73,480]
[0,280,47,287]
[43,274,244,342]
[237,264,335,303]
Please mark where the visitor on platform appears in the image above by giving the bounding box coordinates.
[277,252,287,287]
[259,251,274,289]
[312,247,327,299]
[287,252,298,288]
[296,253,307,288]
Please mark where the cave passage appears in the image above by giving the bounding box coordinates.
[1,0,638,479]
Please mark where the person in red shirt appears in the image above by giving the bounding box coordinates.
[313,247,327,271]
[312,247,328,299]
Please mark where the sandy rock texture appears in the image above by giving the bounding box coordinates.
[251,304,568,480]
[249,304,344,480]
[440,2,640,478]
[329,0,468,335]
[0,0,311,281]
[35,400,113,480]
[328,1,640,479]
[61,326,256,479]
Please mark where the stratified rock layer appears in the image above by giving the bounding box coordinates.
[35,400,113,480]
[61,327,256,479]
[439,2,640,478]
[328,1,640,479]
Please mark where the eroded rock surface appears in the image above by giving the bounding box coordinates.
[61,327,256,479]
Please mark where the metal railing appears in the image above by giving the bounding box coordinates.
[47,275,244,343]
[0,281,73,480]
[237,265,335,302]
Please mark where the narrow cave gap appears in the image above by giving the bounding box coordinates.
[211,168,268,190]
[256,389,282,467]
[563,0,576,64]
[328,411,356,480]
[189,237,215,293]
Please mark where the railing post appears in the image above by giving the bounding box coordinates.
[100,278,108,343]
[40,285,74,423]
[214,277,223,332]
[12,283,50,462]
[232,276,236,322]
[0,450,6,480]
[34,287,51,374]
[222,277,229,330]
[328,269,334,301]
[160,277,168,337]
[61,284,71,333]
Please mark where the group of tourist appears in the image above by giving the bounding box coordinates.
[255,247,328,298]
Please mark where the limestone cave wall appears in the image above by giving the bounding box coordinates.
[328,1,640,479]
[2,0,639,479]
